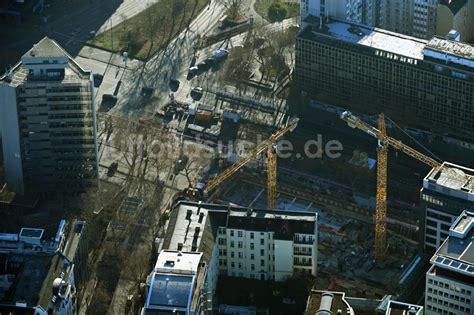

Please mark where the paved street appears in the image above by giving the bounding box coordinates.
[76,8,298,123]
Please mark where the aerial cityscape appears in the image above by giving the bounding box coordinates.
[0,0,472,314]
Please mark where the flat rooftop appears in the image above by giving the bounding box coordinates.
[426,36,474,60]
[423,162,474,201]
[147,273,194,309]
[19,228,43,238]
[63,221,85,262]
[386,300,423,315]
[432,211,474,276]
[228,208,316,240]
[300,18,427,60]
[154,250,202,275]
[164,202,317,255]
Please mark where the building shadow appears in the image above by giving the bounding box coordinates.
[0,0,124,70]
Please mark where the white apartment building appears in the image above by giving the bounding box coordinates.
[420,162,474,251]
[163,201,318,288]
[0,37,99,195]
[424,210,474,315]
[216,209,318,281]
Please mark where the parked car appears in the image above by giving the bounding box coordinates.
[213,48,229,59]
[173,156,189,175]
[189,66,199,74]
[107,162,119,177]
[169,79,180,91]
[93,73,103,87]
[141,87,154,98]
[197,61,209,70]
[192,87,203,94]
[102,94,117,102]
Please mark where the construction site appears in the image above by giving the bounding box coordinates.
[93,100,444,303]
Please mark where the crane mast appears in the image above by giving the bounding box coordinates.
[375,114,388,261]
[201,117,299,209]
[340,111,442,261]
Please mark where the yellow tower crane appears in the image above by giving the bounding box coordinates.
[188,117,299,209]
[340,111,442,261]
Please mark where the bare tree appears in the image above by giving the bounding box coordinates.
[216,0,244,20]
[124,249,152,291]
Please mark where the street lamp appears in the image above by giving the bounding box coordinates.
[122,52,129,68]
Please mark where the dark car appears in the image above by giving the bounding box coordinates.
[100,94,117,112]
[348,26,364,36]
[141,87,155,98]
[102,94,117,102]
[107,162,119,177]
[190,87,203,100]
[169,79,180,91]
[197,62,208,70]
[93,73,103,87]
[173,156,189,175]
[205,57,216,64]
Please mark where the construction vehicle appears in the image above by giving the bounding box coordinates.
[186,117,299,208]
[340,111,442,262]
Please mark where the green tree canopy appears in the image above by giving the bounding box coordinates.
[267,2,287,23]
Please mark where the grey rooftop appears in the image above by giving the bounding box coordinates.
[301,18,427,60]
[22,37,68,59]
[432,211,474,275]
[426,37,474,60]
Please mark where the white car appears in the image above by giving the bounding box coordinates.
[213,48,229,59]
[192,87,203,93]
[189,66,198,73]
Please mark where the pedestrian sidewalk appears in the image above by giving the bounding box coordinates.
[78,45,144,69]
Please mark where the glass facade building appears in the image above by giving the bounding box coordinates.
[295,17,474,141]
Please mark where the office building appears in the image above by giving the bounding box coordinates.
[295,17,474,142]
[141,250,206,315]
[437,0,474,42]
[300,0,377,26]
[424,210,474,315]
[0,219,84,314]
[0,37,99,195]
[302,0,474,40]
[420,162,474,251]
[379,0,440,39]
